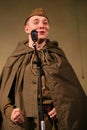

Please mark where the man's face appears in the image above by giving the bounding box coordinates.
[24,16,50,40]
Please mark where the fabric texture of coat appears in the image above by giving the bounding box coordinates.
[0,39,87,130]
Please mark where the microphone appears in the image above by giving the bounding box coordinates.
[31,30,38,42]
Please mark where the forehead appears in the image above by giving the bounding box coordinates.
[29,15,49,22]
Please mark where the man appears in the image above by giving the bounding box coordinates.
[0,8,87,130]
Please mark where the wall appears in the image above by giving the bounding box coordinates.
[0,0,87,94]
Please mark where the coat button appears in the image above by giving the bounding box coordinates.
[32,80,36,84]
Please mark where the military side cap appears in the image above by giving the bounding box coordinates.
[24,8,49,25]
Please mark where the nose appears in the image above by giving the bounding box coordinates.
[39,22,44,29]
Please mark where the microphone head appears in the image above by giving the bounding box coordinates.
[31,30,38,42]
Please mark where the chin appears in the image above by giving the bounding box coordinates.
[38,39,46,44]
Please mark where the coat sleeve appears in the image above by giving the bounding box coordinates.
[0,67,15,118]
[3,98,14,119]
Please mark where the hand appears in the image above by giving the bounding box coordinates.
[11,108,24,124]
[48,107,57,118]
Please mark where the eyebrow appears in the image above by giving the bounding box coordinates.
[33,18,39,21]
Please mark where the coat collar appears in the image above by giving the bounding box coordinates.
[10,39,65,57]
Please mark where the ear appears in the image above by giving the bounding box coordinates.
[24,25,29,34]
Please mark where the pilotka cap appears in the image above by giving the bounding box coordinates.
[24,8,49,25]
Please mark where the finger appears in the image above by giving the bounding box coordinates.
[13,114,25,124]
[13,111,22,119]
[48,108,56,115]
[48,108,57,118]
[49,112,56,118]
[11,108,24,123]
[15,116,25,124]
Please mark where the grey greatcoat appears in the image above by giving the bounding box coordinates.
[0,39,87,130]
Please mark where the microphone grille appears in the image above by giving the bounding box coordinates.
[31,30,38,42]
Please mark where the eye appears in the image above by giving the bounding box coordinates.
[33,21,38,25]
[43,22,48,25]
[43,20,49,25]
[33,19,39,25]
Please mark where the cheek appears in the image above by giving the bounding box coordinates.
[28,23,37,33]
[46,26,50,34]
[46,25,50,31]
[27,26,32,34]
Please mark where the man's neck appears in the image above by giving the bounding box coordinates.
[36,41,46,50]
[28,38,47,50]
